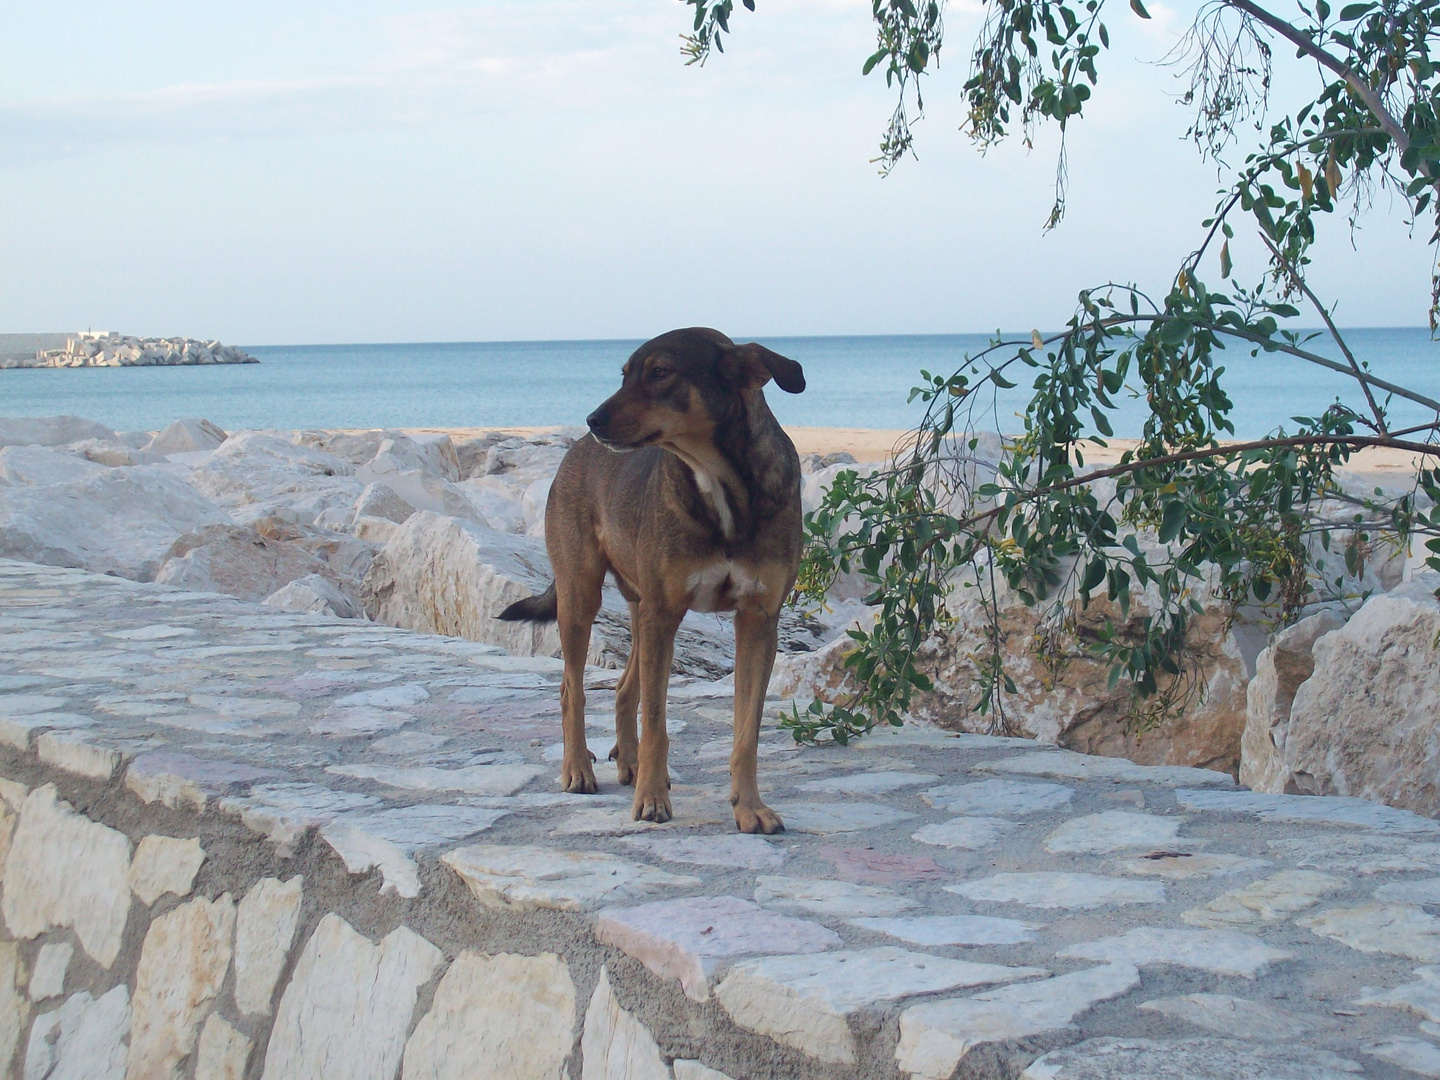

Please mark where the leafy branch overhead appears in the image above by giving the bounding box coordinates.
[682,0,1440,745]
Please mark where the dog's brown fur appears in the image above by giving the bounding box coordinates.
[498,327,805,833]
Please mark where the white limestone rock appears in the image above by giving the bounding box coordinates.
[1118,852,1270,880]
[581,967,670,1080]
[1,785,131,968]
[263,573,361,618]
[155,523,339,603]
[188,431,361,527]
[948,872,1165,910]
[1138,993,1331,1039]
[0,445,108,487]
[234,875,304,1016]
[1019,1037,1362,1080]
[402,951,575,1080]
[1045,810,1183,854]
[0,942,26,1075]
[1299,902,1440,961]
[754,875,919,918]
[127,835,205,906]
[1176,787,1440,833]
[895,964,1140,1080]
[850,914,1038,947]
[673,1063,735,1080]
[443,844,700,911]
[321,804,509,898]
[1059,927,1291,978]
[1257,585,1440,817]
[921,778,1074,816]
[28,942,72,1000]
[768,802,916,834]
[980,750,1235,788]
[798,771,939,796]
[261,914,443,1080]
[23,985,130,1080]
[35,731,120,780]
[126,894,236,1080]
[1365,1037,1440,1078]
[0,465,225,580]
[1239,609,1344,793]
[1377,878,1440,904]
[194,1014,251,1080]
[619,834,784,870]
[353,482,416,525]
[0,415,116,448]
[327,762,541,795]
[146,419,227,455]
[455,477,526,532]
[912,817,1016,850]
[1357,965,1440,1022]
[716,946,1046,1065]
[595,895,841,1001]
[1182,869,1345,929]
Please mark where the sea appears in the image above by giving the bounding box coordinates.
[2,329,1438,439]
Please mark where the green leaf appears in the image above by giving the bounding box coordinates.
[1158,500,1185,544]
[1129,0,1150,17]
[990,370,1018,389]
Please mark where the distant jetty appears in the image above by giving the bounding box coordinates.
[0,331,258,369]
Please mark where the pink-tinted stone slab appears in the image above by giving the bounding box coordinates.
[594,895,842,1001]
[818,845,948,883]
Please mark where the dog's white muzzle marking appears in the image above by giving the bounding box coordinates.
[686,561,764,613]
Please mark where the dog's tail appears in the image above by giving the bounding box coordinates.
[497,582,558,623]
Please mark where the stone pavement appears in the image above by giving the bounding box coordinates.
[4,558,1440,1078]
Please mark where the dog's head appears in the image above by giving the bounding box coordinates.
[585,328,805,450]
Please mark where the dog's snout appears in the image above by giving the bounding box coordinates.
[586,407,608,433]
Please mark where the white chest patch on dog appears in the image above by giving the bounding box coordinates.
[688,463,736,541]
[686,561,765,613]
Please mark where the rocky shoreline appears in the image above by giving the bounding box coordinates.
[0,333,256,369]
[0,412,1436,824]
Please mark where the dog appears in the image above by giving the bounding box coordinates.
[498,327,805,833]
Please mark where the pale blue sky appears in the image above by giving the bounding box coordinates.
[1,0,1432,343]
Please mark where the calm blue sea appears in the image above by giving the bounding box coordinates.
[2,329,1437,439]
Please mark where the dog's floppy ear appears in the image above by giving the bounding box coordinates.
[725,342,806,394]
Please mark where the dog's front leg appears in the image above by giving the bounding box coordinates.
[556,585,601,795]
[731,609,785,834]
[633,604,681,822]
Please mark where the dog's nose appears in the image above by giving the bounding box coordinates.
[586,407,608,433]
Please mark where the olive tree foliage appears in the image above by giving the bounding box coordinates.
[682,0,1440,744]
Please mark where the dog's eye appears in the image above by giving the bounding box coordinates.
[650,367,673,380]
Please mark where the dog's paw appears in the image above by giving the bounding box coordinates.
[631,783,672,823]
[608,744,638,786]
[733,802,785,835]
[560,758,599,795]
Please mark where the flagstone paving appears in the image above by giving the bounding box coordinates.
[5,557,1440,1077]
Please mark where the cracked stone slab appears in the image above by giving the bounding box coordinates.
[817,846,947,882]
[125,752,286,810]
[1177,788,1440,834]
[322,805,510,898]
[980,751,1235,788]
[768,802,916,834]
[895,964,1141,1080]
[1376,878,1440,904]
[912,817,1017,850]
[128,835,205,906]
[594,895,841,1000]
[1182,870,1346,929]
[754,875,920,917]
[1018,1037,1362,1080]
[921,778,1074,816]
[24,985,131,1080]
[1269,834,1440,874]
[1118,852,1271,880]
[798,771,939,796]
[28,942,72,1000]
[234,876,304,1017]
[948,872,1165,910]
[618,834,785,870]
[1138,993,1332,1039]
[716,946,1047,1065]
[1044,811,1183,854]
[850,914,1039,947]
[1059,927,1291,977]
[326,762,542,795]
[1357,965,1440,1021]
[581,966,670,1080]
[1299,902,1440,961]
[1364,1036,1440,1078]
[443,844,701,911]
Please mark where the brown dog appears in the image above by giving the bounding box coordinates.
[498,327,805,833]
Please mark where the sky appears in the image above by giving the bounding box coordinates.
[1,0,1435,344]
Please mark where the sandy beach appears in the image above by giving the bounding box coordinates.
[398,425,1431,488]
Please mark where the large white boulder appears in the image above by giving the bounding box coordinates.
[146,418,227,455]
[154,523,343,603]
[354,483,416,525]
[361,512,564,658]
[355,435,461,484]
[0,416,116,448]
[1267,581,1440,816]
[0,446,109,487]
[187,432,362,527]
[455,478,525,533]
[263,574,361,619]
[1238,609,1346,793]
[0,466,226,580]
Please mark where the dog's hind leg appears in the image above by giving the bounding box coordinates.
[608,601,641,786]
[556,573,604,795]
[633,602,682,822]
[730,609,785,834]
